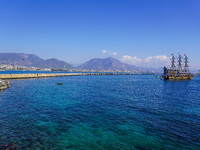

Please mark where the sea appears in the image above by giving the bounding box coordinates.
[0,71,200,150]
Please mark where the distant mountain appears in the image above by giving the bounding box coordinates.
[78,57,145,71]
[0,53,74,69]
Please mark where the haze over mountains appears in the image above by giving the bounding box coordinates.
[0,53,159,72]
[0,53,74,69]
[78,57,142,71]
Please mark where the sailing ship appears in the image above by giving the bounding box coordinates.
[162,53,199,80]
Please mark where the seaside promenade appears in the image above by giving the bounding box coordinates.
[0,72,153,79]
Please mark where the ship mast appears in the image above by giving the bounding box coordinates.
[177,53,182,71]
[170,54,176,70]
[184,54,190,72]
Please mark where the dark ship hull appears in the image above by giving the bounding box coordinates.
[164,76,193,80]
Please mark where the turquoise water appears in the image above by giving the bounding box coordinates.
[0,75,200,149]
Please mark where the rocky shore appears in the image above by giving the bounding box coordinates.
[0,79,10,90]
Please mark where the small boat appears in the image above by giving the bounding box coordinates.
[57,82,63,85]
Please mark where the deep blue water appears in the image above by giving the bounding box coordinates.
[0,75,200,149]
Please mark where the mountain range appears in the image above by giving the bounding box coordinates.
[0,53,74,69]
[78,57,142,71]
[0,53,159,72]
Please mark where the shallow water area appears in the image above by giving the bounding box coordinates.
[0,75,200,149]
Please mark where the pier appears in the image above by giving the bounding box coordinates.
[0,72,153,80]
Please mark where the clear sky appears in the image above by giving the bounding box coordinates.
[0,0,200,69]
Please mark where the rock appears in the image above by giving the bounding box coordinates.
[0,79,10,90]
[0,142,18,150]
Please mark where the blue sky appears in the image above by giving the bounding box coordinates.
[0,0,200,69]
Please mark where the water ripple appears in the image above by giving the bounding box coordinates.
[0,75,200,149]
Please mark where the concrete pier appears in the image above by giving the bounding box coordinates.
[0,72,152,80]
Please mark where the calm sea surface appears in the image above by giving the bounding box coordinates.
[0,74,200,150]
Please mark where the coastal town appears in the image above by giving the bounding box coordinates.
[0,64,51,71]
[0,63,155,73]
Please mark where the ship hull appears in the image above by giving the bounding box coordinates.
[164,76,193,80]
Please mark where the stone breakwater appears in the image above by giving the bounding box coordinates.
[0,79,10,90]
[0,73,153,90]
[0,72,153,80]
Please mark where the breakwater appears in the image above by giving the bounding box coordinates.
[0,72,153,80]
